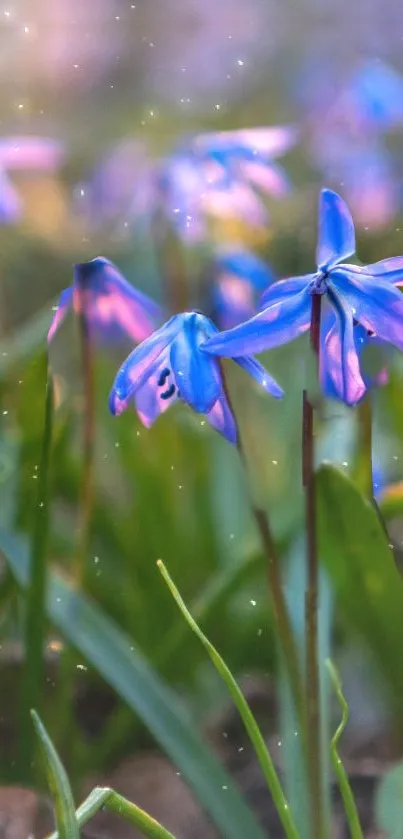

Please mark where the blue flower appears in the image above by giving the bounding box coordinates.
[83,126,296,242]
[203,188,403,405]
[320,312,389,403]
[0,136,63,224]
[211,248,276,329]
[109,311,283,444]
[48,257,162,346]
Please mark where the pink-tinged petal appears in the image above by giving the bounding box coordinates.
[234,355,283,398]
[109,316,182,414]
[214,275,256,329]
[203,286,312,357]
[0,169,22,223]
[0,137,64,170]
[240,160,290,196]
[203,182,268,226]
[322,289,366,405]
[47,287,74,343]
[206,393,237,444]
[74,257,162,344]
[317,189,356,272]
[260,275,314,310]
[195,126,297,158]
[330,267,403,351]
[134,352,176,428]
[362,256,403,286]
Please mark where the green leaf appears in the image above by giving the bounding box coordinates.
[376,762,403,838]
[31,710,79,839]
[0,528,266,839]
[325,660,364,839]
[48,787,177,839]
[157,560,299,839]
[317,464,403,701]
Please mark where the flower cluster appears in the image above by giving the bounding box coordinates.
[49,176,403,444]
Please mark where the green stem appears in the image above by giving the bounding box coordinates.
[75,305,95,587]
[19,372,54,777]
[158,560,300,839]
[326,660,364,839]
[356,397,373,500]
[303,292,325,839]
[48,787,177,839]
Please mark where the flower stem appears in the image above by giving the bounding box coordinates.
[303,292,325,839]
[76,305,95,587]
[220,365,304,729]
[356,397,373,501]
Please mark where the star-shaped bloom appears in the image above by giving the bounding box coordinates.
[83,126,296,242]
[0,136,63,224]
[211,248,276,329]
[203,188,403,405]
[48,257,162,345]
[109,311,283,444]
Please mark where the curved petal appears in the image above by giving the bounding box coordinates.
[170,313,222,413]
[362,256,403,286]
[240,161,290,197]
[330,267,403,351]
[0,137,64,170]
[47,286,74,343]
[194,127,297,159]
[234,356,284,399]
[260,275,314,310]
[109,316,181,414]
[317,189,356,272]
[74,257,162,344]
[134,352,177,428]
[203,286,312,357]
[324,287,367,405]
[214,276,255,330]
[206,394,237,444]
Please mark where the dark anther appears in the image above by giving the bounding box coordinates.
[158,367,170,387]
[160,383,176,400]
[353,318,359,326]
[367,329,375,337]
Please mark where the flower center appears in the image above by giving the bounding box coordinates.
[312,272,329,294]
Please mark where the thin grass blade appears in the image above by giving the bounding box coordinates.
[31,710,79,839]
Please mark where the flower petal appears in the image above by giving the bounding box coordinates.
[361,256,403,286]
[203,286,312,357]
[194,127,297,159]
[330,267,403,351]
[321,292,366,405]
[0,137,63,170]
[234,356,284,399]
[206,394,237,444]
[47,286,74,343]
[317,189,356,271]
[109,316,181,414]
[74,257,162,344]
[260,275,314,310]
[239,161,290,196]
[216,250,275,291]
[170,313,222,413]
[134,352,177,428]
[0,168,22,223]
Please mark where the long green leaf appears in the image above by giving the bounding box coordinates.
[317,464,403,702]
[31,710,79,839]
[20,374,54,774]
[0,528,266,839]
[48,786,177,839]
[376,762,403,838]
[157,559,299,839]
[325,660,364,839]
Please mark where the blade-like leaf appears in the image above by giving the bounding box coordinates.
[48,786,177,839]
[0,529,267,839]
[376,762,403,838]
[31,710,79,839]
[317,464,403,701]
[157,559,299,839]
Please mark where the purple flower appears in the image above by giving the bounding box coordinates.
[48,257,161,345]
[0,136,63,224]
[320,312,389,402]
[85,126,296,242]
[212,248,276,329]
[109,311,283,444]
[203,188,403,405]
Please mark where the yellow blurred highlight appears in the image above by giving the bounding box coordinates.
[16,175,69,239]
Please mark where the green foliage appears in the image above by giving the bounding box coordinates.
[376,762,403,839]
[32,710,79,839]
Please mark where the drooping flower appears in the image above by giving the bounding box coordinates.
[109,311,283,443]
[211,248,276,329]
[0,136,64,224]
[83,126,296,242]
[320,312,389,402]
[203,188,403,405]
[48,257,162,345]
